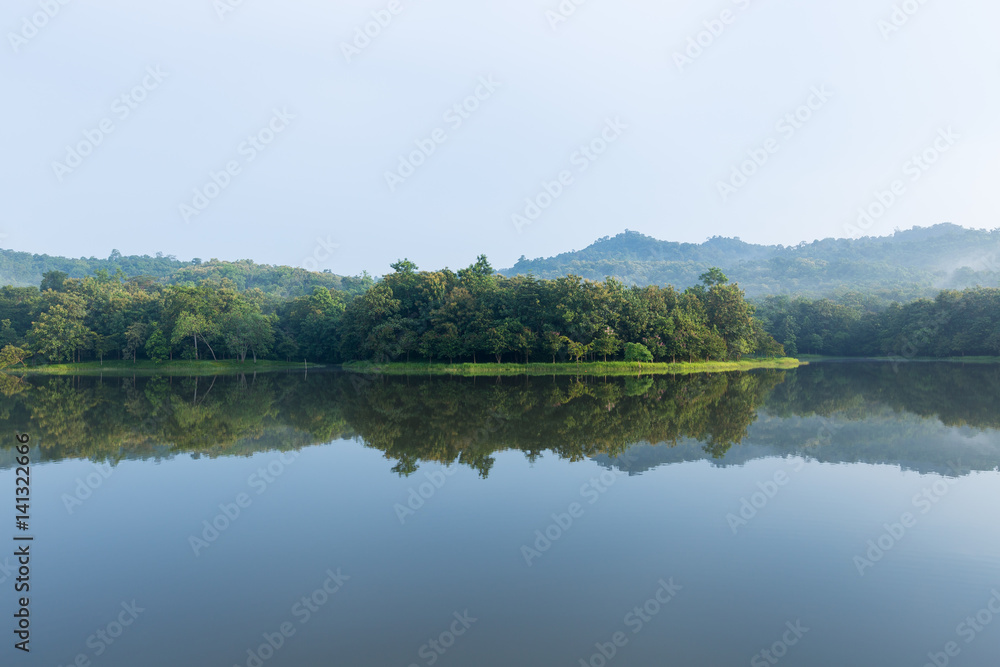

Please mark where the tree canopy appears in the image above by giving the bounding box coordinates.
[1,254,997,367]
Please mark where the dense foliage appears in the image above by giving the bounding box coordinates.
[755,288,1000,358]
[335,259,778,364]
[506,224,1000,300]
[2,236,997,366]
[0,259,779,367]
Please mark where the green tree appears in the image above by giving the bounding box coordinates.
[513,325,536,363]
[223,307,275,362]
[390,259,418,274]
[753,321,785,358]
[40,270,69,292]
[566,339,590,363]
[0,344,29,369]
[433,323,463,364]
[543,331,564,363]
[0,319,19,348]
[27,293,93,363]
[702,279,755,360]
[92,333,116,365]
[144,325,170,363]
[123,322,147,362]
[699,267,729,287]
[591,329,622,362]
[171,312,218,360]
[623,342,653,363]
[485,322,514,363]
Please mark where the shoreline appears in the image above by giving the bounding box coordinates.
[342,358,805,377]
[796,355,1000,364]
[9,360,323,376]
[12,355,996,378]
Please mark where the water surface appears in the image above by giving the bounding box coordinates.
[2,362,999,666]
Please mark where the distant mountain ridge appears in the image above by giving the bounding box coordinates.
[0,248,186,287]
[0,248,370,298]
[503,224,1000,300]
[4,223,998,301]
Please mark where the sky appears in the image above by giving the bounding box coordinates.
[3,0,999,276]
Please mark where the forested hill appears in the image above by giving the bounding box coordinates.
[503,224,1000,300]
[0,248,185,286]
[0,248,370,298]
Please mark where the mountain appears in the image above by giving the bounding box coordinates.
[5,223,999,301]
[502,224,1000,300]
[0,248,370,298]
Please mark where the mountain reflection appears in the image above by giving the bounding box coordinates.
[2,362,1000,477]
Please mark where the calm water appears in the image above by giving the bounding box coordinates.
[2,362,1000,666]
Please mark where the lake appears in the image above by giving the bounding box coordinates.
[2,362,999,666]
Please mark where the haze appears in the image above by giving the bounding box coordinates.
[3,0,999,275]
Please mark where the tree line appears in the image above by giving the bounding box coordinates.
[754,287,1000,358]
[335,259,780,364]
[0,258,782,367]
[2,255,997,367]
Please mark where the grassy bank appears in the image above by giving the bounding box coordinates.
[343,358,804,377]
[11,360,323,376]
[796,354,1000,364]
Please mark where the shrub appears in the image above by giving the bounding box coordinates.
[623,342,653,363]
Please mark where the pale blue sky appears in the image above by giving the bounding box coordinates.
[3,0,999,275]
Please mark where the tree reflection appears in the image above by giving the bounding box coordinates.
[2,362,999,477]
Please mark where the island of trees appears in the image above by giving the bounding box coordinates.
[0,247,997,371]
[0,259,783,368]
